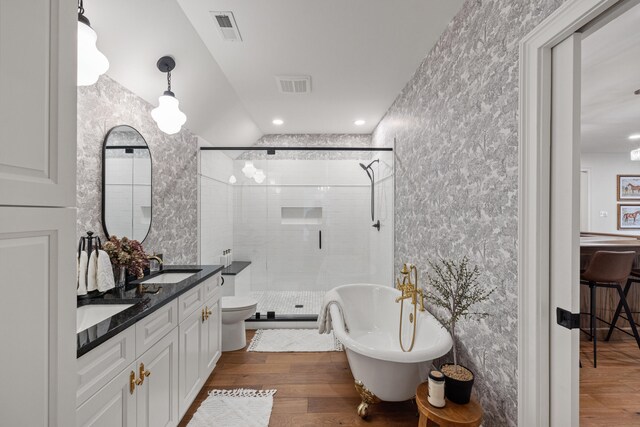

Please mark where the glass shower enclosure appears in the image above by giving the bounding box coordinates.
[199,146,394,319]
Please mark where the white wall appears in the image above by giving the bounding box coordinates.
[199,151,234,264]
[581,152,640,235]
[232,159,376,292]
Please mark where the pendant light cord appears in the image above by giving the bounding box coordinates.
[167,71,172,92]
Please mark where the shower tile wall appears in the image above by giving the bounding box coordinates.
[233,159,372,292]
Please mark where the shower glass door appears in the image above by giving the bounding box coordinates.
[231,147,394,319]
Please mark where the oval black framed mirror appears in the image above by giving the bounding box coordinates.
[102,125,152,242]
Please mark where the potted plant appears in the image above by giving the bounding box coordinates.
[103,236,149,287]
[427,256,494,404]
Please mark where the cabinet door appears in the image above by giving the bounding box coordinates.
[136,328,179,427]
[0,207,75,427]
[76,363,137,427]
[0,0,76,207]
[178,306,205,418]
[202,299,221,377]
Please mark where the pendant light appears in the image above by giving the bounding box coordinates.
[77,0,109,86]
[151,56,187,135]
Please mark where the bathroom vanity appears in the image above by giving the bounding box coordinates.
[76,265,223,427]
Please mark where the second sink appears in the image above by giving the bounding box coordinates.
[140,271,197,284]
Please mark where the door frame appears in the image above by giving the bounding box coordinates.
[517,0,620,425]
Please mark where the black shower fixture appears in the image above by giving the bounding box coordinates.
[359,159,380,225]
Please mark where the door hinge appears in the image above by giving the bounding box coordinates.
[556,307,580,330]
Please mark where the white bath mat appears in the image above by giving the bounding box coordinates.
[187,389,276,427]
[247,329,343,352]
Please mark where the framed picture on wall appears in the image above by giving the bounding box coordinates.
[618,204,640,230]
[617,175,640,201]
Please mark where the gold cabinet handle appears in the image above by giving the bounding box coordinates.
[130,371,137,394]
[202,307,206,322]
[206,307,213,319]
[138,363,151,385]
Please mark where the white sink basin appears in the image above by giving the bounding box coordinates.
[77,304,133,333]
[140,272,196,284]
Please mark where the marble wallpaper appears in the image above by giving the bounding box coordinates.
[239,134,373,160]
[77,75,198,265]
[372,0,565,425]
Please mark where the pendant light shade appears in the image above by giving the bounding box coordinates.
[151,56,187,135]
[77,1,109,86]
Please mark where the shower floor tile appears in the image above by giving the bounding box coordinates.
[251,290,325,316]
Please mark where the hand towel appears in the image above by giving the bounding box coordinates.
[318,289,349,334]
[96,250,116,292]
[77,251,88,296]
[87,250,98,292]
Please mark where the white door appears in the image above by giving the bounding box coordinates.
[580,170,590,231]
[550,33,582,426]
[202,299,221,376]
[0,207,76,426]
[136,328,179,427]
[0,0,76,207]
[178,306,205,418]
[76,363,137,427]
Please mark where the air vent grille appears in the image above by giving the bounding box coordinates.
[210,11,242,42]
[275,76,311,94]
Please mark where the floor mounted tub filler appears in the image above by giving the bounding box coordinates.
[324,283,453,418]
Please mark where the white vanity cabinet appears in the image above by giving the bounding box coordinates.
[77,273,222,427]
[135,328,179,427]
[178,274,222,418]
[76,363,137,427]
[77,328,179,427]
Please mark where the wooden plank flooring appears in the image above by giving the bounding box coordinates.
[580,337,640,426]
[178,330,418,426]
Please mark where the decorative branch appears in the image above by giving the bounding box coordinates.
[427,256,494,366]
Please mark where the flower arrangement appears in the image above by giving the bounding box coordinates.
[103,235,149,279]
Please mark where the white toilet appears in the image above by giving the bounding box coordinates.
[221,296,257,352]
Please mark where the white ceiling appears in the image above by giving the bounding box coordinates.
[176,0,465,134]
[581,3,640,153]
[88,0,261,147]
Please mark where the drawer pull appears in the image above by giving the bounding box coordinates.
[130,371,140,394]
[139,363,151,385]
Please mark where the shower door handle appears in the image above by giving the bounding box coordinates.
[319,230,322,250]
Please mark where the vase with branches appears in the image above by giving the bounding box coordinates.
[427,256,494,404]
[103,236,149,286]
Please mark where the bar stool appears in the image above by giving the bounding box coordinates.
[580,251,638,367]
[605,267,640,348]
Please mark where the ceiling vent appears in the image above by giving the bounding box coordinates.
[275,76,311,94]
[210,11,242,42]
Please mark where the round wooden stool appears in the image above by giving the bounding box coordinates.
[415,382,483,427]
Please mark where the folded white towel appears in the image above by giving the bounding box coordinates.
[96,250,116,292]
[77,251,88,296]
[87,250,98,292]
[318,289,348,334]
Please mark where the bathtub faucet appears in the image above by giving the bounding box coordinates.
[395,263,426,312]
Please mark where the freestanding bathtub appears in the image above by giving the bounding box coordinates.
[327,283,452,416]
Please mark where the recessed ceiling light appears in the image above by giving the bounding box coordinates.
[272,119,284,125]
[629,134,640,140]
[354,120,366,126]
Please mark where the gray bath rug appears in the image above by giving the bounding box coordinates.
[187,389,276,427]
[247,329,343,352]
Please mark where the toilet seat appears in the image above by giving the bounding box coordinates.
[221,296,257,312]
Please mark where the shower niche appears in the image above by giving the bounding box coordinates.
[281,207,322,225]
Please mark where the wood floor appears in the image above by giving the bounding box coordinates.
[179,330,418,426]
[580,337,640,426]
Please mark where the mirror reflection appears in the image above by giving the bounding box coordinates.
[102,125,152,242]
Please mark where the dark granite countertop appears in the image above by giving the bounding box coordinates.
[221,261,251,276]
[77,265,223,358]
